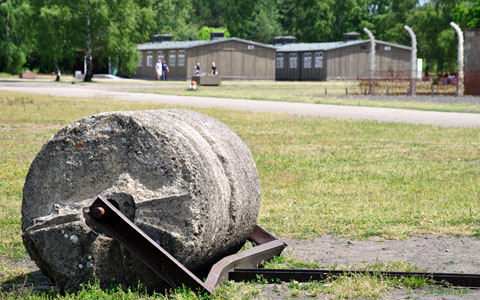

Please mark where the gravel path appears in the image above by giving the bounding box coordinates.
[1,81,479,128]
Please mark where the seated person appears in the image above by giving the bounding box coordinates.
[211,62,217,75]
[194,62,200,75]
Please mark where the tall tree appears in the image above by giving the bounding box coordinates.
[245,0,283,43]
[67,0,155,81]
[31,0,74,80]
[0,0,34,73]
[192,0,226,28]
[153,0,197,40]
[197,26,230,40]
[406,0,463,71]
[453,0,480,28]
[224,0,282,43]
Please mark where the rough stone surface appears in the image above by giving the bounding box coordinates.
[21,109,261,291]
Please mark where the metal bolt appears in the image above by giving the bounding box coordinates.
[91,206,106,219]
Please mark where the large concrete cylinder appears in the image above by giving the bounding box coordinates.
[22,109,261,291]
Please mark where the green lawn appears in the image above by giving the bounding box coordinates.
[1,90,479,299]
[134,80,480,114]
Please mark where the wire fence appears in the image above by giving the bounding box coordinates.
[356,69,471,96]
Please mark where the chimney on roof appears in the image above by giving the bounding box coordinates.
[152,34,173,43]
[210,31,225,40]
[273,36,296,45]
[344,32,360,42]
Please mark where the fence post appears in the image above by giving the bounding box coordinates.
[450,22,464,97]
[363,28,376,96]
[404,25,417,96]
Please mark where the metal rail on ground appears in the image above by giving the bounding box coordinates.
[85,195,480,294]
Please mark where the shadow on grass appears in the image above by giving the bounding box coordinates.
[1,270,57,294]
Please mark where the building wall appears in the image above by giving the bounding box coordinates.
[465,29,480,95]
[276,51,327,81]
[136,40,275,80]
[188,40,275,80]
[136,49,187,80]
[326,44,410,80]
[276,43,410,81]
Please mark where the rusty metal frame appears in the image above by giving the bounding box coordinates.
[204,226,286,291]
[84,195,210,293]
[85,195,480,293]
[85,195,286,294]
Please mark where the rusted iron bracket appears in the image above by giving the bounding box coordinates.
[85,195,480,292]
[204,226,286,291]
[84,195,286,294]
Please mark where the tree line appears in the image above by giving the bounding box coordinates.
[1,0,479,80]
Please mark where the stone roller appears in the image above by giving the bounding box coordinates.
[21,109,261,291]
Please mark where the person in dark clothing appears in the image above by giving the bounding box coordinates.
[162,60,169,81]
[210,61,217,75]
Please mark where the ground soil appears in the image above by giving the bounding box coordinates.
[3,235,480,299]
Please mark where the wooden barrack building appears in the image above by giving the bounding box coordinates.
[136,33,276,80]
[274,33,411,81]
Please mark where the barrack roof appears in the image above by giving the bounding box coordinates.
[275,40,411,52]
[137,37,277,51]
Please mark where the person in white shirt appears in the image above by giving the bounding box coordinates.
[155,59,162,80]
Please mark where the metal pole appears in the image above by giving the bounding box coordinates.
[450,22,464,97]
[363,28,376,95]
[404,25,417,96]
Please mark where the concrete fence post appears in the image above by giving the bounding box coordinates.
[404,25,417,96]
[363,28,376,95]
[450,22,464,96]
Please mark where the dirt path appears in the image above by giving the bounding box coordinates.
[1,81,479,128]
[283,235,480,274]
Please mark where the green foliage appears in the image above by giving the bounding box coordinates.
[191,0,226,27]
[101,0,156,76]
[197,26,230,40]
[454,0,480,28]
[153,0,197,41]
[404,1,461,71]
[224,0,283,43]
[30,0,74,74]
[5,0,480,76]
[0,0,34,73]
[28,0,155,79]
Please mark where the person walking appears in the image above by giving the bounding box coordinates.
[162,60,169,81]
[155,59,162,81]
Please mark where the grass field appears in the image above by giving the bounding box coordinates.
[0,90,479,298]
[136,80,480,114]
[2,72,480,113]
